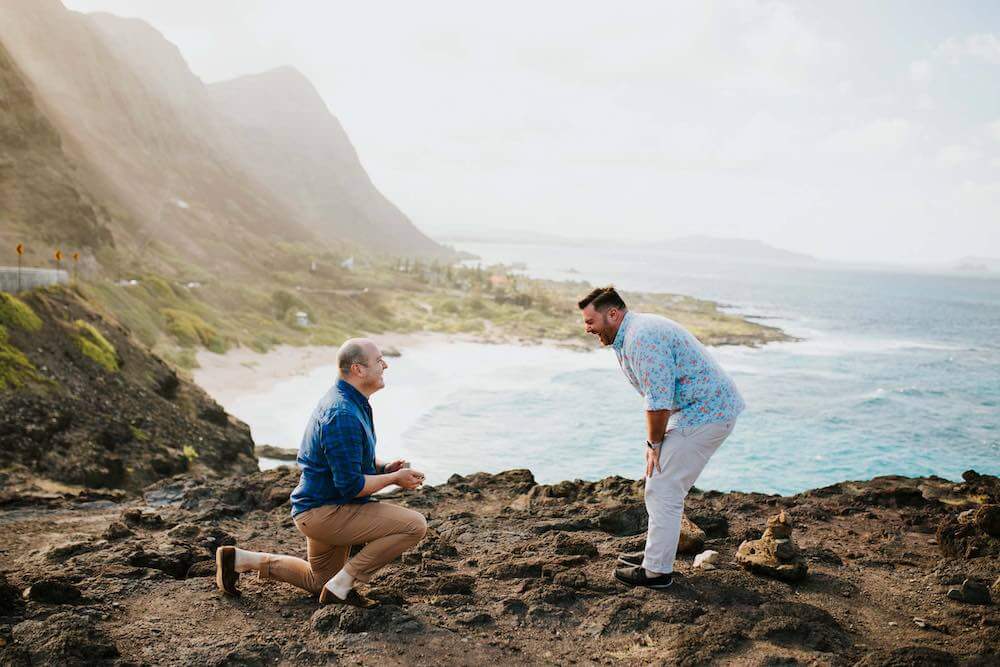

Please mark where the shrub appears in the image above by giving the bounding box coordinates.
[162,309,224,350]
[0,325,39,390]
[74,320,120,372]
[0,293,43,332]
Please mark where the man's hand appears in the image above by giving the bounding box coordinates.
[383,459,408,474]
[393,468,425,490]
[645,444,662,478]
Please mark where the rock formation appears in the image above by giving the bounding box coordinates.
[734,511,808,582]
[0,287,256,493]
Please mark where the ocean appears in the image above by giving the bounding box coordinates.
[217,242,1000,495]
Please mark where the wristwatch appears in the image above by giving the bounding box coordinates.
[646,440,663,449]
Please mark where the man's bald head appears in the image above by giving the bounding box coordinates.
[337,338,389,397]
[338,338,375,377]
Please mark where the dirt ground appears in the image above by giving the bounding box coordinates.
[1,468,998,666]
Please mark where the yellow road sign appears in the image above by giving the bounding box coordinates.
[55,250,63,261]
[16,243,23,255]
[72,252,80,261]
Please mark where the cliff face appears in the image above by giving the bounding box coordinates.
[208,67,449,258]
[0,40,114,257]
[0,287,256,492]
[0,0,449,267]
[0,0,313,274]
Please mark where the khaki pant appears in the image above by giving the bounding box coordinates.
[259,501,427,595]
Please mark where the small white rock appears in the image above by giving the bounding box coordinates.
[694,550,720,570]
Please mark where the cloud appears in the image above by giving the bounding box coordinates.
[933,33,1000,65]
[909,59,932,85]
[936,144,980,167]
[819,118,918,155]
[986,119,1000,143]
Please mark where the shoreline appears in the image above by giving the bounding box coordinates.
[192,331,562,405]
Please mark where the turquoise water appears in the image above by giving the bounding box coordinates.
[216,243,999,495]
[413,242,998,494]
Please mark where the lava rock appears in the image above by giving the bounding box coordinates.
[0,573,23,616]
[433,574,475,595]
[101,521,133,541]
[552,532,598,557]
[10,611,118,665]
[854,646,957,666]
[946,579,991,605]
[21,579,81,605]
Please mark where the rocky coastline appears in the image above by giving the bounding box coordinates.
[1,467,997,666]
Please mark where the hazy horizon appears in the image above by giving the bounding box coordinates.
[61,0,1000,264]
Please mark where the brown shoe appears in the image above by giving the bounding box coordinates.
[319,586,376,608]
[215,545,240,597]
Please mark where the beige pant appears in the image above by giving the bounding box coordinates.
[643,420,736,574]
[259,501,427,594]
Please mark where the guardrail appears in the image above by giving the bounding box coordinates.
[0,267,69,293]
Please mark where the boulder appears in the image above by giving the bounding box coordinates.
[946,579,991,605]
[595,504,705,553]
[735,512,808,582]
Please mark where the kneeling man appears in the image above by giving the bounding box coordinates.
[216,338,427,606]
[579,287,743,589]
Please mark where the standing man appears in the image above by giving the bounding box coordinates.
[215,338,427,607]
[579,287,744,589]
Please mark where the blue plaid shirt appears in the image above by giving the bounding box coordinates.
[290,379,378,517]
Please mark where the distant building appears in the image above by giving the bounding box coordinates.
[295,311,311,327]
[341,257,354,271]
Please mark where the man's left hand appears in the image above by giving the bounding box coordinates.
[383,459,408,474]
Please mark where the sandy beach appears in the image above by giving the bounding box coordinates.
[193,332,472,406]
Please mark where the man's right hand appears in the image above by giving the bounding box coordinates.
[393,469,425,490]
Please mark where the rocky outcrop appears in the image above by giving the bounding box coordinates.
[937,503,1000,559]
[734,511,808,582]
[1,469,998,665]
[0,287,256,492]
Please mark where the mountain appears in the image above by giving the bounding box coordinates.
[0,0,307,274]
[952,256,999,273]
[655,236,817,263]
[0,37,115,261]
[0,0,448,273]
[208,67,448,258]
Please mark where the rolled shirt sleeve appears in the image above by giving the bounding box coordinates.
[634,331,675,412]
[320,413,367,500]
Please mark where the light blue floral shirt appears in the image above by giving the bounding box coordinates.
[612,311,744,430]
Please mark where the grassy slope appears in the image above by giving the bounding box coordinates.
[79,248,789,371]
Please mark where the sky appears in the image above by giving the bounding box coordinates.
[62,0,1000,263]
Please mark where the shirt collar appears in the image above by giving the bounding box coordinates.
[336,378,371,412]
[611,311,633,352]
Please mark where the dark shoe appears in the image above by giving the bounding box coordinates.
[614,564,674,590]
[319,586,377,608]
[215,546,240,597]
[617,550,644,567]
